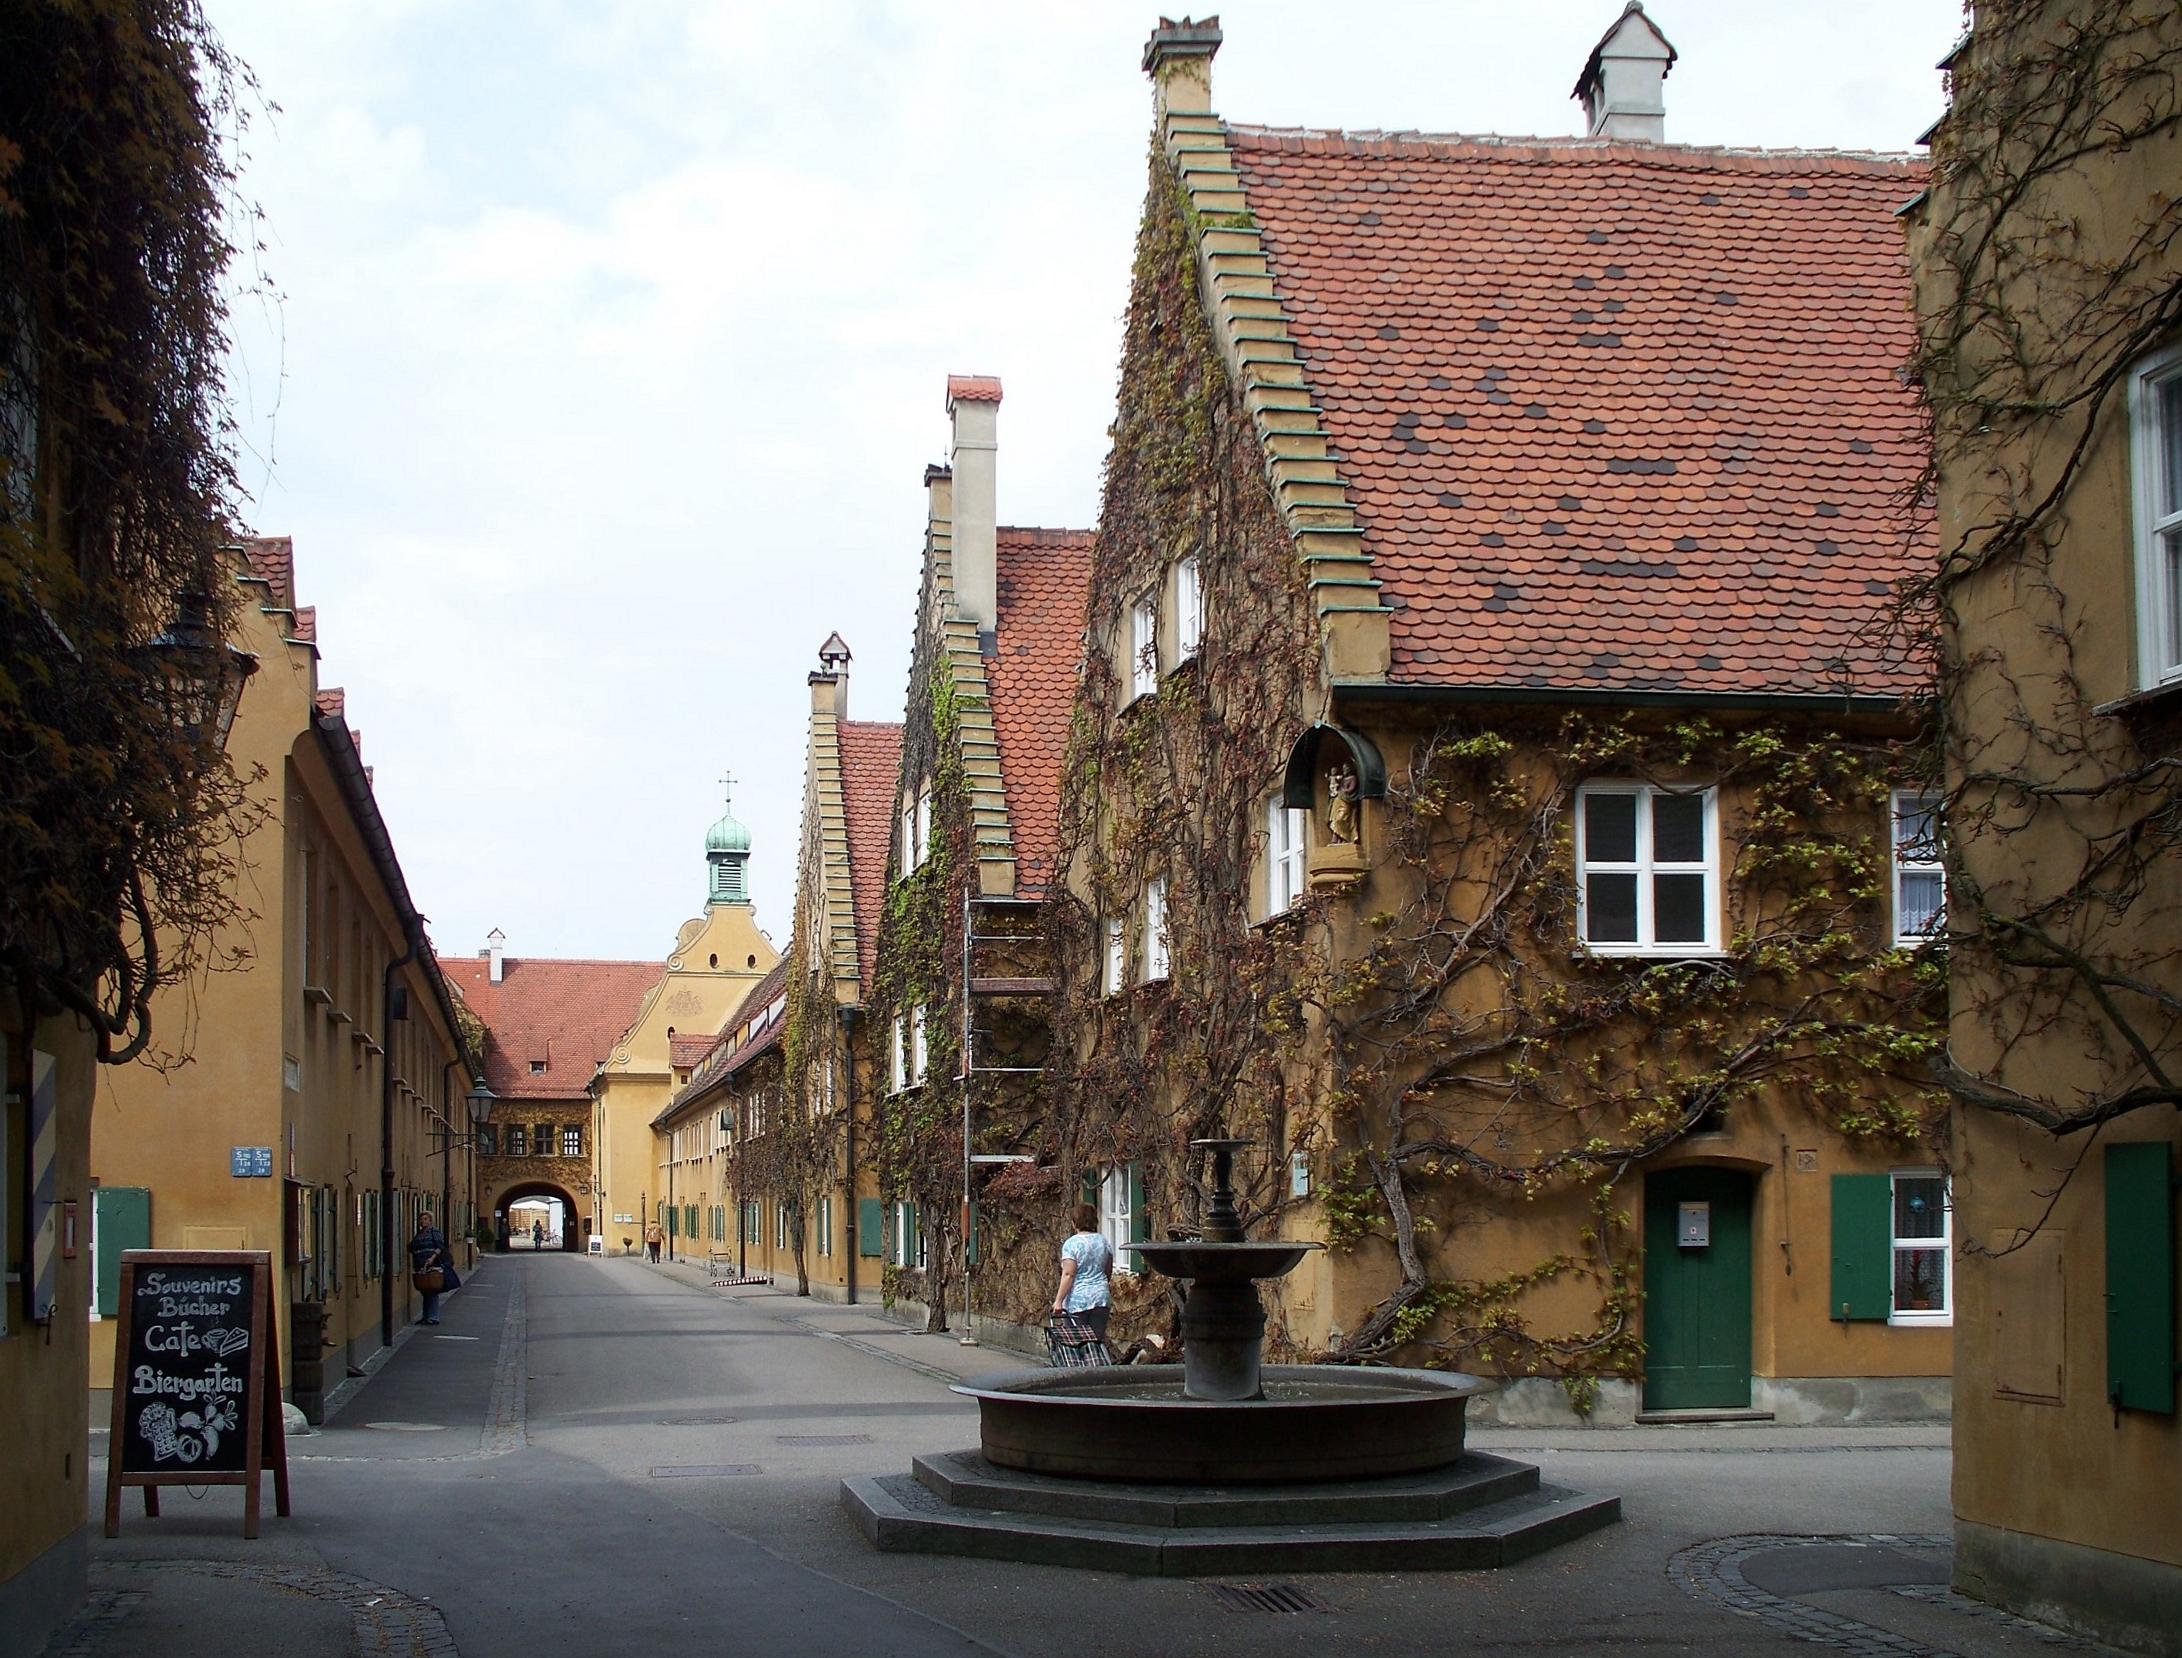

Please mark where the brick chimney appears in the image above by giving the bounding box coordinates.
[1143,16,1221,120]
[1575,2,1676,143]
[944,376,1001,636]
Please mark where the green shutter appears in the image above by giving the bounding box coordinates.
[858,1197,883,1257]
[1127,1162,1148,1267]
[967,1201,979,1266]
[1830,1174,1891,1321]
[94,1187,151,1316]
[2106,1141,2176,1415]
[1080,1171,1098,1206]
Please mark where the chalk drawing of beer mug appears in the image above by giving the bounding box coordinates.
[140,1403,183,1461]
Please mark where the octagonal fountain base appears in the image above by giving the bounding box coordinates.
[839,1363,1619,1574]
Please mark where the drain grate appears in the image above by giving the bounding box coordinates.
[1208,1582,1330,1615]
[777,1434,872,1447]
[650,1464,760,1478]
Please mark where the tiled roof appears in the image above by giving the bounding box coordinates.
[1226,130,1930,698]
[239,536,295,609]
[989,528,1093,897]
[314,687,345,720]
[947,375,1003,404]
[291,606,317,644]
[837,720,903,988]
[661,959,791,1121]
[668,1032,717,1070]
[437,954,661,1100]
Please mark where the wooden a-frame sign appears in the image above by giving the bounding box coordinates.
[103,1249,291,1539]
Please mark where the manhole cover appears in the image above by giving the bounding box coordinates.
[776,1434,872,1447]
[362,1422,448,1433]
[650,1464,760,1478]
[660,1415,741,1426]
[1208,1583,1330,1614]
[1740,1544,1949,1597]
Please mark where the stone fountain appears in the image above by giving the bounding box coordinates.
[841,1139,1619,1573]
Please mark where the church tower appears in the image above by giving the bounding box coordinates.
[705,782,752,906]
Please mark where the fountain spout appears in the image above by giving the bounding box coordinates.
[1131,1138,1320,1401]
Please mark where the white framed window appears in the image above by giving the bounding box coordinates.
[1891,791,1944,945]
[1175,556,1203,660]
[1574,784,1719,953]
[915,784,932,866]
[900,795,916,871]
[889,1015,905,1093]
[1267,797,1308,914]
[2130,343,2182,689]
[1889,1171,1951,1326]
[1103,916,1127,995]
[909,1004,928,1083]
[775,1201,789,1251]
[816,1197,832,1257]
[1098,1164,1137,1265]
[1130,594,1159,699]
[1142,878,1169,982]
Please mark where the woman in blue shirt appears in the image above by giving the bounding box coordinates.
[1051,1201,1113,1345]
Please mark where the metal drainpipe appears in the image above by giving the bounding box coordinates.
[840,1006,859,1305]
[733,1076,745,1278]
[381,934,418,1351]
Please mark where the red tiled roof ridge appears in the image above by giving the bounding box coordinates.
[947,374,1003,403]
[1227,125,1926,171]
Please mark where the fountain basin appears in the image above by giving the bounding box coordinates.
[952,1363,1487,1483]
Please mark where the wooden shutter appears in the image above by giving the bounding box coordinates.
[2105,1141,2176,1415]
[858,1197,883,1257]
[1829,1174,1891,1321]
[93,1187,152,1316]
[1127,1163,1148,1267]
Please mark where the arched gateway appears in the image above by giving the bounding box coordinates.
[487,1178,585,1252]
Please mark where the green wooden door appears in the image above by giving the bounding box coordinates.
[1643,1167,1754,1411]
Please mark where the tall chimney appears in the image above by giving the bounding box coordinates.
[944,376,1001,635]
[487,927,505,985]
[1574,2,1676,144]
[1143,16,1222,121]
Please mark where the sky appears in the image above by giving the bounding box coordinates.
[204,0,1966,965]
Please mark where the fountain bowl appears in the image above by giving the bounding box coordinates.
[952,1364,1487,1484]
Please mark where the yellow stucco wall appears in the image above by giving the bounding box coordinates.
[592,903,774,1248]
[91,564,471,1402]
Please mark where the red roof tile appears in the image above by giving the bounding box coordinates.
[313,687,345,721]
[291,606,317,644]
[437,954,661,1100]
[668,1032,717,1069]
[1227,130,1930,698]
[239,536,295,610]
[837,720,903,988]
[990,527,1093,896]
[947,374,1003,405]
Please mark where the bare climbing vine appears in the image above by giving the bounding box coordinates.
[1903,0,2182,1159]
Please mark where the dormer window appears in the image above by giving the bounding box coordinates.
[529,1060,546,1075]
[1130,595,1159,699]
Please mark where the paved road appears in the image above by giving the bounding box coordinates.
[66,1252,2106,1658]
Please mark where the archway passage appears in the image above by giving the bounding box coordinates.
[489,1179,586,1253]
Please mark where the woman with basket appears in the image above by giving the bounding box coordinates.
[1048,1202,1113,1367]
[410,1212,460,1325]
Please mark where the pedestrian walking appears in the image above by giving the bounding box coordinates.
[645,1221,663,1263]
[410,1211,460,1325]
[531,1218,544,1250]
[1048,1201,1113,1365]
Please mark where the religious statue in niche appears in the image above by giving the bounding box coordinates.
[1324,762,1360,845]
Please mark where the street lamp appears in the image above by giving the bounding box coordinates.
[140,587,258,751]
[466,1077,496,1131]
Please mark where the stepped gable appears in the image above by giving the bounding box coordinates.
[1225,128,1930,698]
[837,720,903,989]
[988,527,1093,898]
[439,954,661,1099]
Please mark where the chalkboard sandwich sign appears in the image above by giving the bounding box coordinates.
[103,1249,291,1539]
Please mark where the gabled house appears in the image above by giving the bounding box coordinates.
[653,958,787,1271]
[869,379,1093,1334]
[588,792,778,1256]
[1031,11,1950,1423]
[438,939,660,1252]
[654,647,902,1298]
